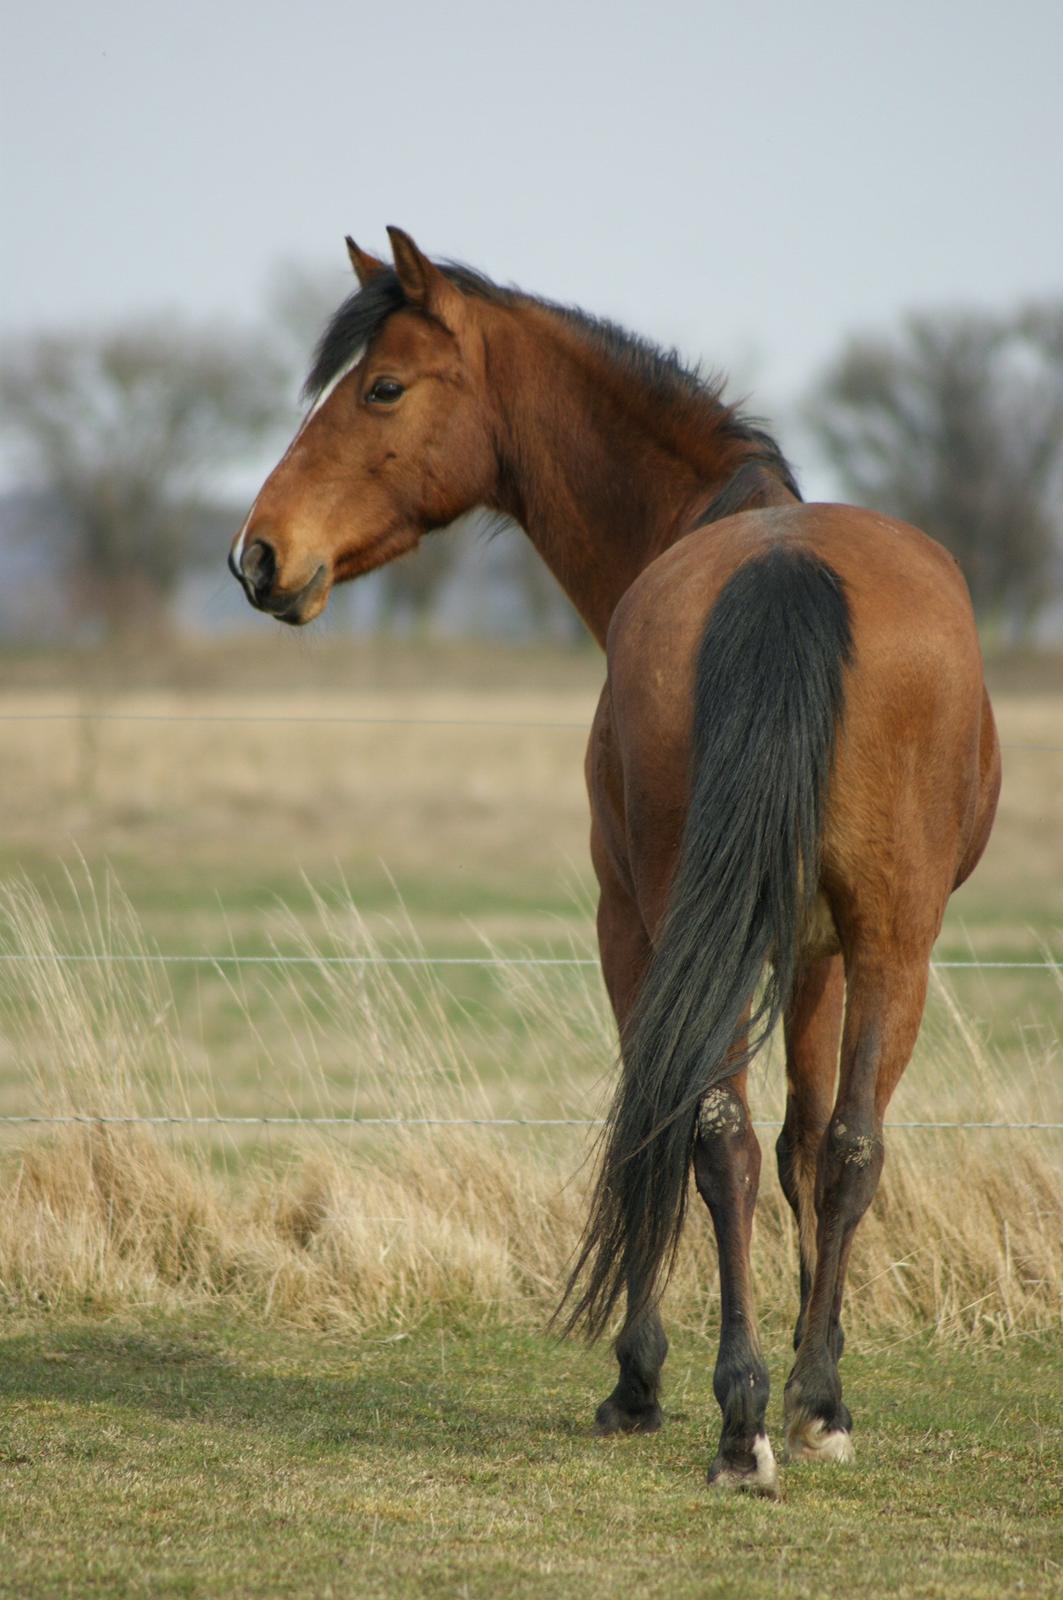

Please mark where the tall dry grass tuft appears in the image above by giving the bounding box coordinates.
[0,876,1059,1342]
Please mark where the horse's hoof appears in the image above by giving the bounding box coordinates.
[708,1435,779,1499]
[785,1414,854,1464]
[594,1397,664,1436]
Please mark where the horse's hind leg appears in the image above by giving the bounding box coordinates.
[694,1067,778,1496]
[776,955,845,1352]
[784,949,930,1463]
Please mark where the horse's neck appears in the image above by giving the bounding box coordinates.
[486,310,788,644]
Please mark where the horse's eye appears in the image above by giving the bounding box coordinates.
[366,378,405,405]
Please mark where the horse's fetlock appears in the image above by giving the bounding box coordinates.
[615,1314,668,1391]
[713,1348,770,1429]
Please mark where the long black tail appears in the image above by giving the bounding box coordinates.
[558,545,852,1340]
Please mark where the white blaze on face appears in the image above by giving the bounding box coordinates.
[306,345,367,419]
[233,345,367,569]
[231,506,254,571]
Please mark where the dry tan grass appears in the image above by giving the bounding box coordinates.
[0,683,596,875]
[1,646,1058,902]
[0,878,1059,1344]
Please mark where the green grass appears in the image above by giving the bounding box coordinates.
[0,1316,1059,1598]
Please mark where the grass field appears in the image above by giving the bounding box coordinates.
[2,1317,1060,1600]
[0,636,1060,1596]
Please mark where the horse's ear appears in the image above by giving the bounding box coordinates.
[345,236,387,288]
[386,227,463,326]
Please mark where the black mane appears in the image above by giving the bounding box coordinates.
[303,260,800,513]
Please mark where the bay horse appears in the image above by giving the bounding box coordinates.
[231,230,1001,1495]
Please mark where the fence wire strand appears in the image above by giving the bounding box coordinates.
[0,707,1059,750]
[0,1113,1059,1131]
[0,953,1055,971]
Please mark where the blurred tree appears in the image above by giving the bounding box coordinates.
[0,321,286,636]
[805,302,1063,635]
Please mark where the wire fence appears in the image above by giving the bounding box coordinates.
[0,710,588,730]
[0,1114,1059,1131]
[0,953,1056,970]
[0,706,1059,751]
[0,943,1057,1134]
[1,702,1059,1137]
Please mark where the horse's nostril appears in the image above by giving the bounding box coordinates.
[241,538,277,599]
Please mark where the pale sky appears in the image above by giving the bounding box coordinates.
[3,0,1061,493]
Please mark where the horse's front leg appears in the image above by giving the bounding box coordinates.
[591,829,669,1437]
[594,1299,669,1437]
[694,1069,779,1496]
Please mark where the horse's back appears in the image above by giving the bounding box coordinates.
[610,502,977,673]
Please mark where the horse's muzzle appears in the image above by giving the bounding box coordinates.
[231,537,329,626]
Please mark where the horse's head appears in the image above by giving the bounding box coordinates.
[231,229,497,625]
